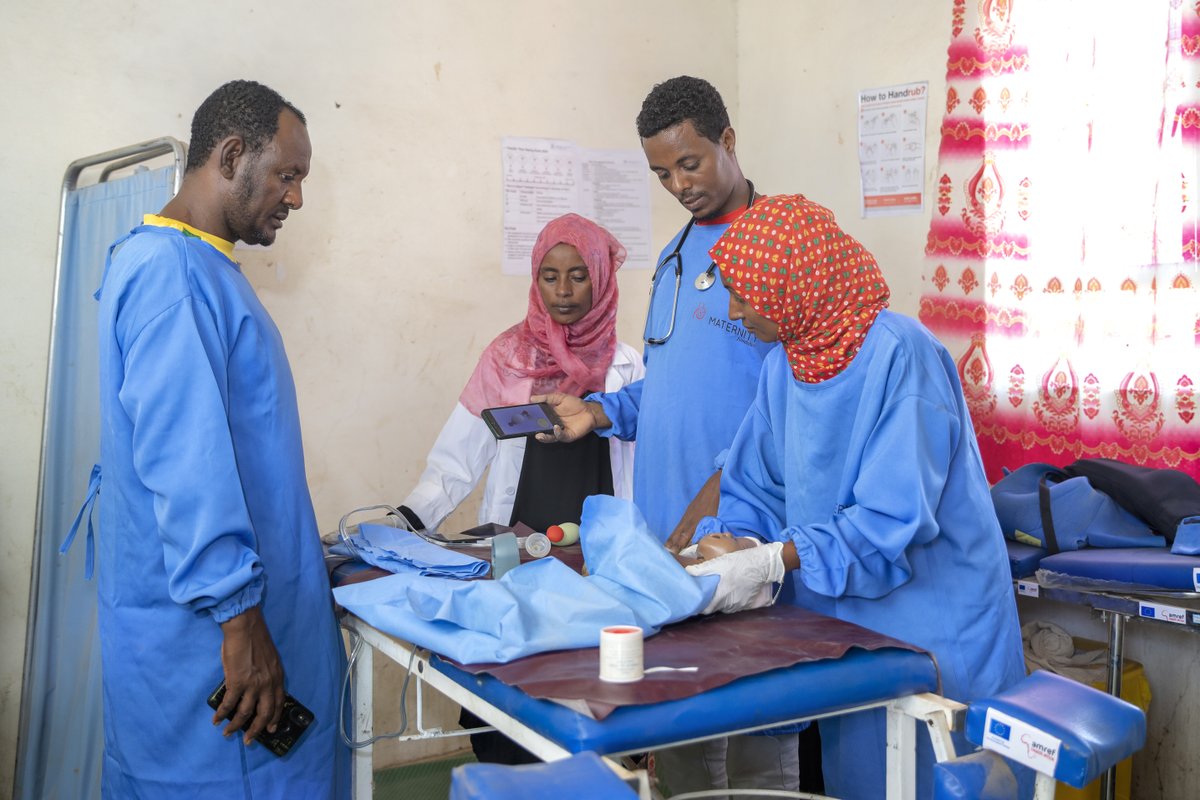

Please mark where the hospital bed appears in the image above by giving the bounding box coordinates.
[444,669,1147,800]
[340,603,963,800]
[344,605,1147,800]
[1004,541,1200,692]
[1003,539,1200,799]
[331,529,1150,800]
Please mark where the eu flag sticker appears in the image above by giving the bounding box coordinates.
[988,718,1012,740]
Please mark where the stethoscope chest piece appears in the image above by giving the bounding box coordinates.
[644,179,755,345]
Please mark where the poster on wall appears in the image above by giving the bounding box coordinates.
[501,136,652,274]
[857,81,928,218]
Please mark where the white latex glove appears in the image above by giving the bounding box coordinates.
[685,541,786,614]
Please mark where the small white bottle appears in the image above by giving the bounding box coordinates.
[524,532,552,558]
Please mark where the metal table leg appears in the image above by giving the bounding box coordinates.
[352,639,374,800]
[1099,611,1126,800]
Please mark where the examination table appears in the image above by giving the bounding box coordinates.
[331,538,960,800]
[341,605,958,800]
[330,535,1150,799]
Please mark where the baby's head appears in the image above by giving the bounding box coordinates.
[696,532,760,561]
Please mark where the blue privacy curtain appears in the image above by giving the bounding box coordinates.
[18,166,176,800]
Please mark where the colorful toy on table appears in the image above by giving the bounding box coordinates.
[545,522,580,546]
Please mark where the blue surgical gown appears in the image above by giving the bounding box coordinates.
[593,218,774,538]
[697,311,1026,799]
[94,225,349,798]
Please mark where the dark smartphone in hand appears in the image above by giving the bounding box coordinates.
[480,402,563,439]
[207,680,315,757]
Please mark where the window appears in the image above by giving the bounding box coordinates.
[922,0,1200,475]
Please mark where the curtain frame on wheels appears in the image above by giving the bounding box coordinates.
[16,138,184,799]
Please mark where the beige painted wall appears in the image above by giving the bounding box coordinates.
[0,0,740,789]
[6,2,1190,798]
[737,0,950,316]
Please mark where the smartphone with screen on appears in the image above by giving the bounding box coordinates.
[480,402,563,440]
[207,680,315,757]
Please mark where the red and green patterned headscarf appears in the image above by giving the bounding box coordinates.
[710,194,890,383]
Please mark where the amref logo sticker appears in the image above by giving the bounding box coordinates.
[982,708,1062,774]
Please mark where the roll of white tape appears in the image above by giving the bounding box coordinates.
[599,625,644,683]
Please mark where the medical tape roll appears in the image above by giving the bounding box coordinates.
[599,625,644,683]
[491,532,520,579]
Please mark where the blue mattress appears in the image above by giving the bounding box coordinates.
[966,670,1145,788]
[431,645,939,755]
[1037,548,1200,592]
[1006,540,1047,578]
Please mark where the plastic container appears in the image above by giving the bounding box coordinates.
[524,532,552,558]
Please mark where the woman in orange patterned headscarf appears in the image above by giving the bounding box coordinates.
[711,194,890,382]
[685,195,1026,798]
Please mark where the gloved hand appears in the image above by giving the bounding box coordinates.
[685,541,786,614]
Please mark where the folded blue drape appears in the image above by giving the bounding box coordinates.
[333,496,717,664]
[335,524,490,579]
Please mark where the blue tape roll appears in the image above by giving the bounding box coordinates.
[491,532,520,579]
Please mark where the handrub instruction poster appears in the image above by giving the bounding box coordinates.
[858,82,928,217]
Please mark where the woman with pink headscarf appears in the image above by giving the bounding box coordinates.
[398,213,641,766]
[399,213,642,538]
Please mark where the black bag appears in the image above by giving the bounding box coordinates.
[1061,458,1200,550]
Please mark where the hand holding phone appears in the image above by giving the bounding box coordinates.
[481,402,563,440]
[529,393,611,444]
[207,680,315,757]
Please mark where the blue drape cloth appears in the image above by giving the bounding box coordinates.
[334,495,717,664]
[334,524,490,578]
[990,463,1164,551]
[17,167,176,800]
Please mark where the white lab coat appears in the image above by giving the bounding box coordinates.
[403,341,644,532]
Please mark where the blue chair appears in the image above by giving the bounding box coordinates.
[936,670,1146,799]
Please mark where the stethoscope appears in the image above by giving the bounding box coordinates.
[643,180,756,346]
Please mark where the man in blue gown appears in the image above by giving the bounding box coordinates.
[93,80,349,798]
[538,76,774,547]
[536,75,785,797]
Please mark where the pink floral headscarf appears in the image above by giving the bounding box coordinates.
[459,214,625,414]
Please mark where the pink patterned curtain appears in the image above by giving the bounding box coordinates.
[922,0,1200,480]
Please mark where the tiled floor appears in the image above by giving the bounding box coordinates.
[374,753,476,799]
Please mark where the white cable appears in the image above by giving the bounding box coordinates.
[338,629,422,749]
